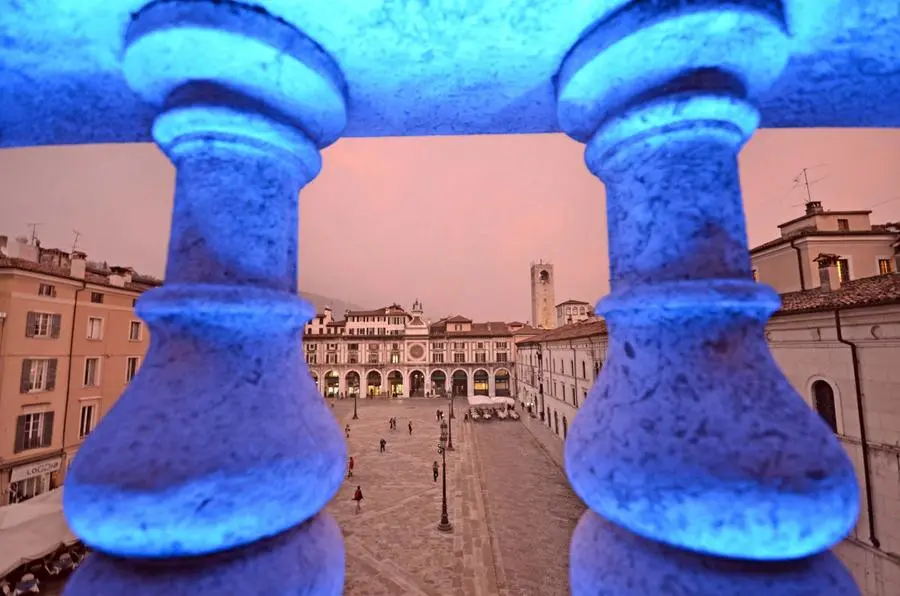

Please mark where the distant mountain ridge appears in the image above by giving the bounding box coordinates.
[300,291,367,319]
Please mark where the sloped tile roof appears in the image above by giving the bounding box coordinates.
[0,256,160,292]
[775,273,900,315]
[517,319,608,345]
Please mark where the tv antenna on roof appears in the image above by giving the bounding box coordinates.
[71,230,82,253]
[26,222,42,244]
[791,165,830,207]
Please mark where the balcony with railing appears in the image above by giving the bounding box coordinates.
[3,1,888,594]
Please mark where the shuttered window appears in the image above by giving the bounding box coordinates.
[14,411,54,453]
[25,312,61,338]
[19,359,58,392]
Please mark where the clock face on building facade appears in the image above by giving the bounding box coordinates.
[409,344,425,359]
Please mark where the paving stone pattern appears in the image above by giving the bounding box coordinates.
[42,399,584,595]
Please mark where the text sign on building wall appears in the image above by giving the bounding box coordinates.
[10,457,62,483]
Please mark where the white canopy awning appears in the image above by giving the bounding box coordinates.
[0,488,78,579]
[466,395,515,408]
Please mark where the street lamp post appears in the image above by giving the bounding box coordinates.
[447,397,454,451]
[352,388,358,420]
[437,419,453,532]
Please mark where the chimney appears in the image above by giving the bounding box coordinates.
[805,200,824,215]
[109,265,133,286]
[70,251,87,279]
[814,253,842,292]
[13,236,39,262]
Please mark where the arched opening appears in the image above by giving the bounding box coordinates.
[812,380,838,433]
[410,370,425,397]
[563,415,568,439]
[430,370,446,396]
[324,371,339,398]
[494,369,510,397]
[451,370,468,397]
[310,372,319,394]
[388,370,404,397]
[473,369,489,396]
[366,371,382,397]
[345,371,360,398]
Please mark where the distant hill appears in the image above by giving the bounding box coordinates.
[300,291,367,319]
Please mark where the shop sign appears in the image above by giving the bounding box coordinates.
[10,457,62,483]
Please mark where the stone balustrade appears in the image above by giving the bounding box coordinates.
[0,0,875,594]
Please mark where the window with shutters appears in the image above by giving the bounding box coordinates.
[38,283,56,297]
[496,352,507,362]
[126,357,139,382]
[79,402,98,438]
[25,312,61,338]
[14,411,54,453]
[83,357,100,387]
[90,292,104,304]
[20,359,57,393]
[453,353,465,363]
[87,316,103,340]
[326,353,338,364]
[129,320,142,341]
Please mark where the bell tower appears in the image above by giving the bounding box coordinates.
[530,261,556,329]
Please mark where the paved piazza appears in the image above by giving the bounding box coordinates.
[43,399,584,595]
[328,398,585,596]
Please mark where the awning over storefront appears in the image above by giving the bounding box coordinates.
[0,488,78,579]
[466,395,515,408]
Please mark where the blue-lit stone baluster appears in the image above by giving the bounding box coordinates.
[557,1,860,593]
[63,2,348,594]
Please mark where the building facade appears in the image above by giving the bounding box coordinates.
[555,299,593,327]
[750,200,899,294]
[0,236,157,505]
[303,301,517,401]
[529,261,556,329]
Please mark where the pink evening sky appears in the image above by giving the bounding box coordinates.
[1,130,899,322]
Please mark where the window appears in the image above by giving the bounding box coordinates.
[477,342,484,349]
[432,343,444,350]
[90,292,104,304]
[571,386,577,406]
[837,259,851,283]
[38,283,56,297]
[496,352,507,362]
[14,411,54,453]
[570,360,575,375]
[132,298,138,307]
[812,380,838,433]
[879,258,893,275]
[79,403,97,438]
[129,321,142,341]
[83,357,100,387]
[87,317,103,340]
[752,269,759,282]
[326,353,338,364]
[326,343,338,351]
[367,352,379,364]
[453,353,465,363]
[390,352,400,364]
[25,312,61,338]
[475,353,487,363]
[582,361,586,379]
[306,354,317,365]
[495,341,507,349]
[348,354,359,364]
[20,359,57,393]
[348,343,359,351]
[306,344,317,352]
[432,353,444,363]
[368,344,379,351]
[837,218,850,232]
[126,357,139,382]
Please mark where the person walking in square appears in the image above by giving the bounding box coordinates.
[432,460,439,482]
[408,420,413,435]
[352,486,364,514]
[347,456,354,478]
[345,424,350,439]
[379,438,387,453]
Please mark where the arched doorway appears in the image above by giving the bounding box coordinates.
[451,370,468,397]
[346,371,360,398]
[494,369,510,397]
[310,372,319,394]
[410,370,425,397]
[812,380,838,433]
[473,369,489,396]
[366,371,382,397]
[388,370,404,397]
[431,370,447,396]
[324,371,339,398]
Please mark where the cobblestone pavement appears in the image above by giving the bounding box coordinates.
[471,417,586,596]
[38,399,584,595]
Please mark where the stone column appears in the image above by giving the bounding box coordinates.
[63,3,348,594]
[557,1,860,593]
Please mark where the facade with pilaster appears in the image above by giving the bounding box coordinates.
[303,301,516,400]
